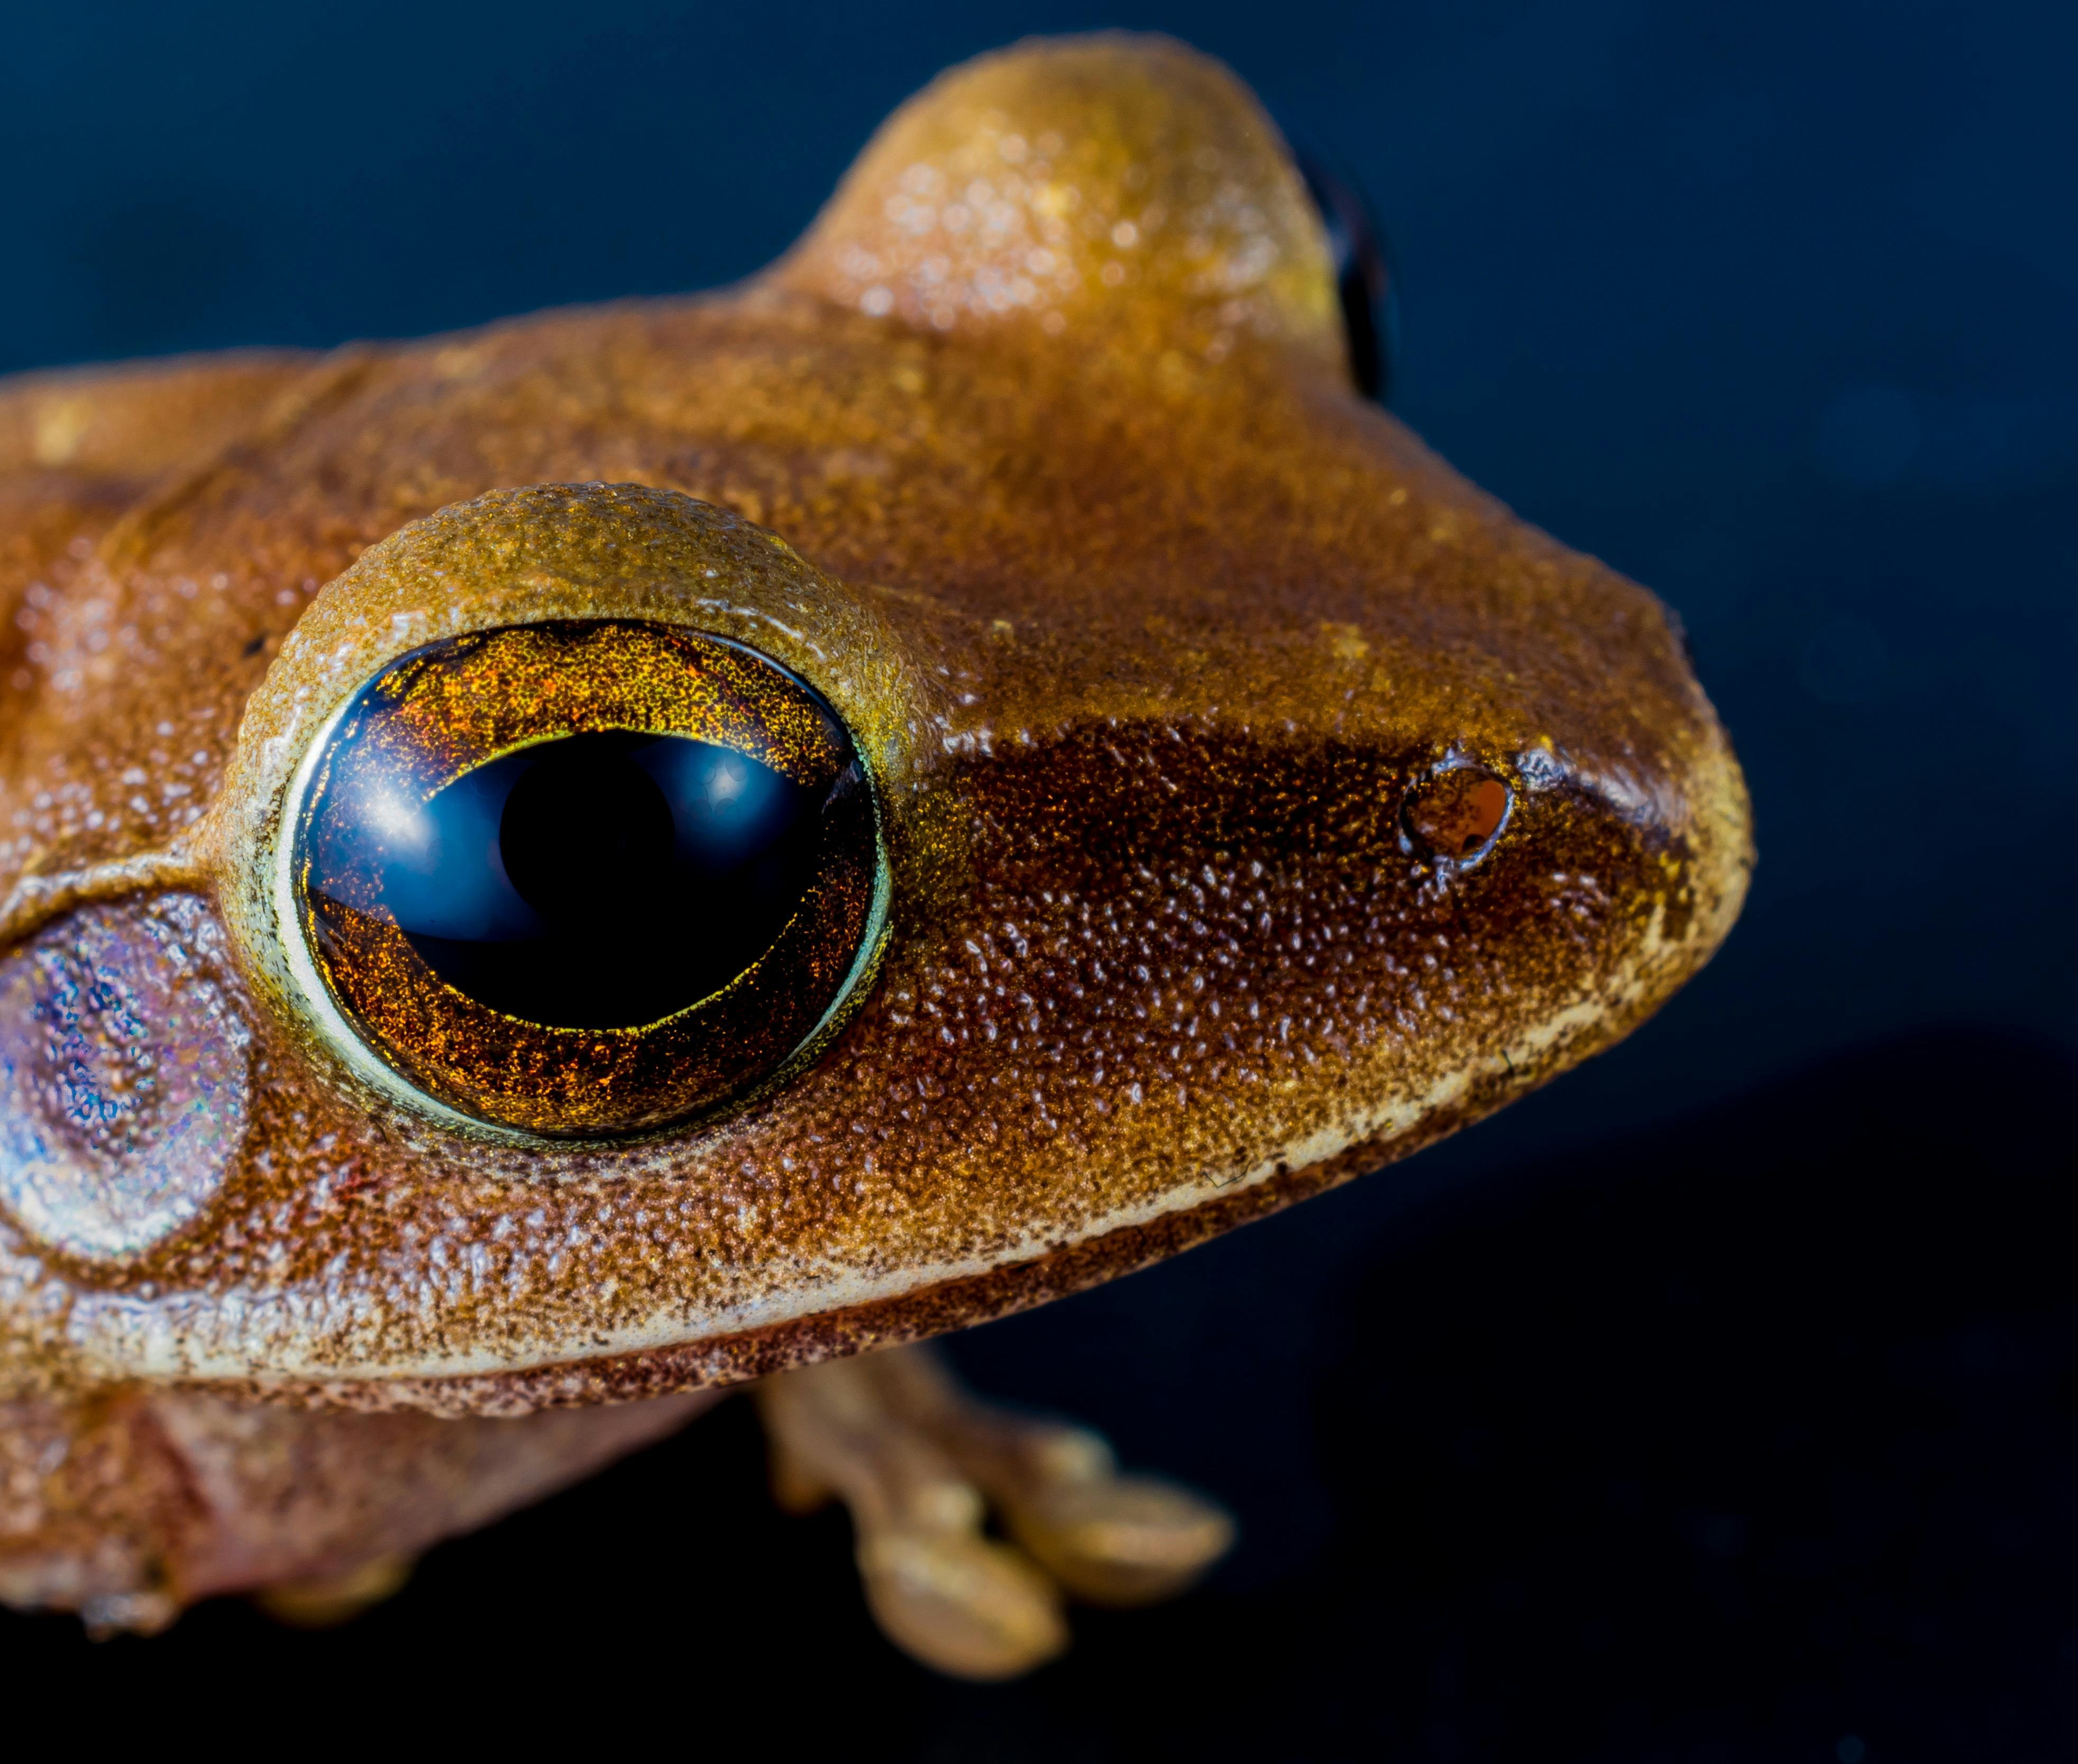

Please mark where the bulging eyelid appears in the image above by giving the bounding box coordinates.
[359,621,853,794]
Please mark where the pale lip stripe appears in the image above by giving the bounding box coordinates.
[61,911,1678,1388]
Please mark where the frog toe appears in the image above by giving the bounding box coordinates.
[999,1472,1234,1607]
[858,1529,1068,1681]
[860,1342,1234,1605]
[251,1551,415,1628]
[756,1342,1232,1677]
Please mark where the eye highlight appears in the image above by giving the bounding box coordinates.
[286,620,883,1137]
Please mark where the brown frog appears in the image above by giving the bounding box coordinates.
[0,35,1750,1677]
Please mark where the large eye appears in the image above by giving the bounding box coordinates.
[285,620,884,1137]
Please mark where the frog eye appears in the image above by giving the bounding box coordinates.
[282,619,885,1137]
[1296,150,1399,405]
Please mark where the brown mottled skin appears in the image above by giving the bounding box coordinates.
[0,36,1749,1626]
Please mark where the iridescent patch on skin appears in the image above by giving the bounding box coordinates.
[0,894,249,1260]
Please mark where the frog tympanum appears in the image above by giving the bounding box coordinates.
[0,36,1749,1677]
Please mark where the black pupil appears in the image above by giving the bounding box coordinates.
[498,739,679,923]
[320,730,833,1029]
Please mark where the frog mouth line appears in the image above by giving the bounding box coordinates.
[60,897,1710,1395]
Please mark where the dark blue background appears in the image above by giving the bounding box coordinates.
[6,3,2075,1757]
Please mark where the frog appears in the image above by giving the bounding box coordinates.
[0,33,1750,1678]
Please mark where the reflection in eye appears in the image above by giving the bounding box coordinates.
[291,621,882,1137]
[335,731,820,1029]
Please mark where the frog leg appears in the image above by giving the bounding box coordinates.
[755,1343,1233,1678]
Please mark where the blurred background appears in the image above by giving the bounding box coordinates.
[4,2,2073,1756]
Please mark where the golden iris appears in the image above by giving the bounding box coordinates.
[290,620,882,1136]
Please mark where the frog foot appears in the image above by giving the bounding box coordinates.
[755,1343,1234,1679]
[252,1552,415,1628]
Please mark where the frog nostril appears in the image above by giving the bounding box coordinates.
[1402,764,1511,863]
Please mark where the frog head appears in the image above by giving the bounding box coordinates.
[0,35,1749,1411]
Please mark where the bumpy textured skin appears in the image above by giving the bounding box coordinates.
[0,35,1746,1610]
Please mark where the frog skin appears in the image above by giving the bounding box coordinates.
[0,35,1749,1675]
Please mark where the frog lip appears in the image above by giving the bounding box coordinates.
[63,885,1708,1405]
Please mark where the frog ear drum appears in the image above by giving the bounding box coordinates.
[780,33,1349,386]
